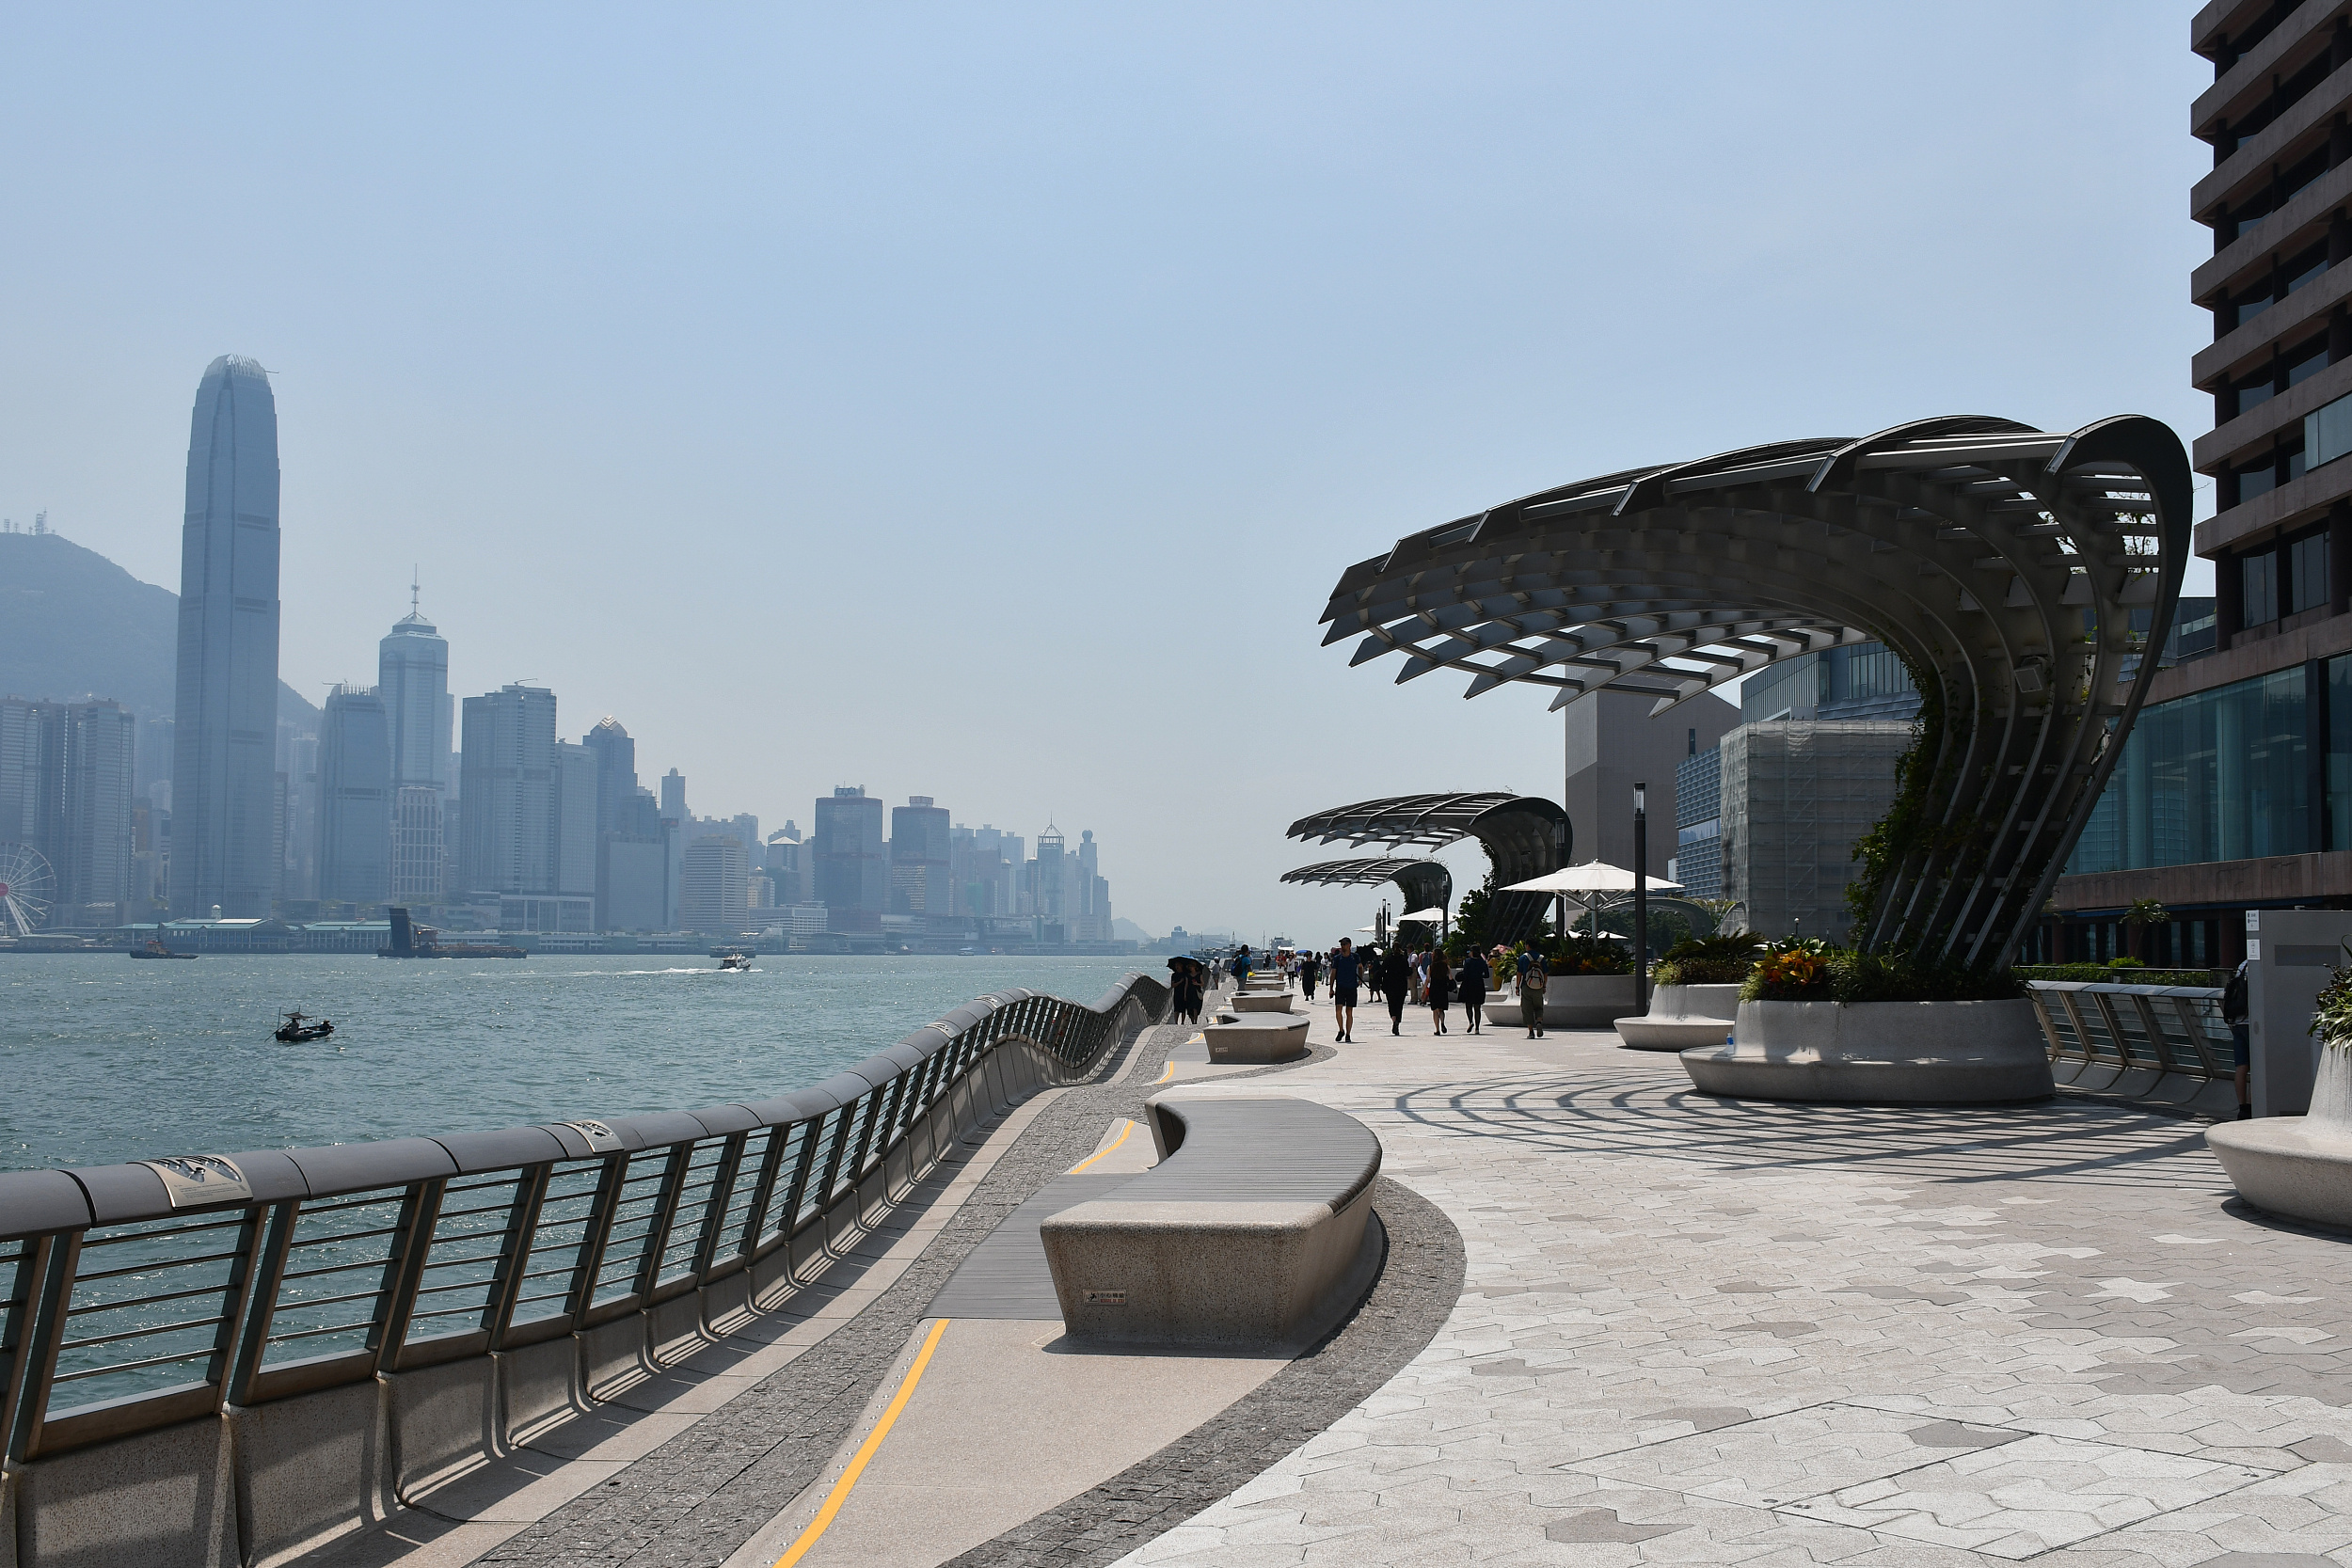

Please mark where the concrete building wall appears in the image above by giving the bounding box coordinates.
[1563,689,1739,876]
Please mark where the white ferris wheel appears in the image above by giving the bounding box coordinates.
[0,841,56,938]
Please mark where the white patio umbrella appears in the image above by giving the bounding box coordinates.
[1500,861,1682,895]
[1399,908,1448,924]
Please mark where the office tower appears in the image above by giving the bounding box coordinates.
[1672,746,1724,899]
[379,586,450,791]
[660,769,686,820]
[597,834,669,930]
[1033,823,1067,924]
[316,686,391,906]
[582,719,638,835]
[814,786,885,931]
[1716,721,1912,944]
[659,768,687,929]
[457,684,559,895]
[1564,689,1740,880]
[555,740,596,897]
[169,355,280,917]
[678,833,748,934]
[390,785,443,904]
[0,698,137,925]
[1074,829,1112,942]
[889,796,951,916]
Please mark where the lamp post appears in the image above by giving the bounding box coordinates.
[1633,782,1649,1012]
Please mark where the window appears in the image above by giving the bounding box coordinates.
[2245,546,2280,626]
[2239,375,2276,415]
[2287,249,2331,298]
[2239,456,2280,501]
[2288,338,2331,387]
[2292,531,2332,614]
[2309,389,2352,468]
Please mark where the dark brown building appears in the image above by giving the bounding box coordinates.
[2049,0,2352,964]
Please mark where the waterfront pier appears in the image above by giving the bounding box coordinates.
[8,969,2352,1566]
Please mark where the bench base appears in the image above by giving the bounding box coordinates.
[1202,1017,1310,1063]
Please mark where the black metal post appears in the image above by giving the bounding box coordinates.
[1633,782,1649,1012]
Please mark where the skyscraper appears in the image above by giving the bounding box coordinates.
[814,786,885,931]
[169,355,281,917]
[316,686,391,906]
[457,684,558,895]
[379,586,450,902]
[889,796,951,916]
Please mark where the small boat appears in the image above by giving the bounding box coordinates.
[129,937,198,959]
[275,1010,336,1043]
[718,951,753,971]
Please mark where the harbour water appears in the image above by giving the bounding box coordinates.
[0,953,1161,1173]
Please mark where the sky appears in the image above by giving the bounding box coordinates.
[0,3,2215,943]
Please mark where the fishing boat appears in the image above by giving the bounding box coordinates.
[275,1010,336,1043]
[718,951,753,971]
[129,936,198,959]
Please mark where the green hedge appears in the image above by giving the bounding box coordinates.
[1742,942,2025,1005]
[2012,964,2224,987]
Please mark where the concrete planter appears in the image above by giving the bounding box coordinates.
[1230,991,1296,1014]
[1680,999,2054,1104]
[1486,974,1637,1029]
[1615,983,1744,1052]
[2207,1042,2352,1229]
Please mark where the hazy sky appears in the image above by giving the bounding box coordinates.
[0,4,2212,942]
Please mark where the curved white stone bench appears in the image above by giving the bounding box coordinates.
[2209,1048,2352,1230]
[1614,983,1743,1052]
[1230,991,1296,1014]
[1041,1095,1382,1346]
[1680,999,2055,1104]
[1203,1013,1310,1062]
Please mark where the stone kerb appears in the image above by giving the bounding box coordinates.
[2208,1039,2352,1229]
[1680,998,2056,1104]
[1040,1095,1382,1347]
[1614,982,1743,1052]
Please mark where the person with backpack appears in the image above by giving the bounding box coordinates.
[2223,958,2252,1119]
[1520,956,1549,1037]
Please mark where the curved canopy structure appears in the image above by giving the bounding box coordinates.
[1317,416,2191,968]
[1281,856,1454,920]
[1287,792,1569,944]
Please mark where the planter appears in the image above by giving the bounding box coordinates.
[1230,991,1296,1014]
[1680,999,2054,1104]
[1485,974,1637,1030]
[1614,983,1743,1053]
[2207,1043,2352,1229]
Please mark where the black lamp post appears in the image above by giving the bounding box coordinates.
[1633,781,1649,1012]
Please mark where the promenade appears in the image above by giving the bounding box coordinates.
[318,981,2352,1568]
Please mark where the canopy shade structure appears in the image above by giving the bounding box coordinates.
[1286,792,1568,945]
[1279,857,1454,921]
[1318,416,2191,968]
[1502,862,1681,895]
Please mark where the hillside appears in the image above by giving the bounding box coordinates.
[0,531,320,730]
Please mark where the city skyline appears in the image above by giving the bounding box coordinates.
[0,6,2214,938]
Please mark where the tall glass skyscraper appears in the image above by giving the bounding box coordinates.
[169,356,280,917]
[378,585,451,792]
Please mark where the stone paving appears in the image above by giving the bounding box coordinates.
[1114,1006,2352,1568]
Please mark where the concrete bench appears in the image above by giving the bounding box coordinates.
[1229,991,1296,1014]
[1202,1012,1310,1062]
[1041,1095,1382,1346]
[1614,983,1743,1051]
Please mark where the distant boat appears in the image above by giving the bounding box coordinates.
[718,951,752,971]
[274,1010,335,1043]
[129,936,197,959]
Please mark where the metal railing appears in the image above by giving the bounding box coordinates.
[0,974,1166,1468]
[2026,979,2231,1080]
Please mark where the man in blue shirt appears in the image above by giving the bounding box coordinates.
[1329,938,1359,1044]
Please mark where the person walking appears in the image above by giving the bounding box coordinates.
[1458,946,1490,1034]
[1330,938,1359,1043]
[1520,957,1549,1037]
[1380,944,1411,1035]
[1426,949,1454,1035]
[1230,945,1250,992]
[1298,949,1319,1002]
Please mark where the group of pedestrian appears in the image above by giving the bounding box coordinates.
[1297,937,1554,1041]
[1164,956,1209,1024]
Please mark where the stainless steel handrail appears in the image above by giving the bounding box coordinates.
[2026,979,2230,1080]
[0,973,1168,1465]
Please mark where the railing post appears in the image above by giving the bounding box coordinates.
[779,1117,824,1238]
[736,1129,789,1259]
[564,1154,632,1327]
[484,1164,553,1348]
[693,1132,751,1284]
[631,1145,697,1303]
[812,1103,856,1216]
[373,1179,448,1371]
[3,1231,78,1465]
[225,1199,300,1404]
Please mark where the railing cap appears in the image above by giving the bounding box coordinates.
[433,1126,571,1175]
[688,1103,761,1136]
[740,1087,839,1123]
[285,1136,460,1197]
[0,1169,94,1237]
[809,1070,876,1106]
[607,1111,707,1149]
[64,1162,174,1224]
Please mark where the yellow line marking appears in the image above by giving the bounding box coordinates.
[1152,1060,1175,1085]
[1068,1119,1136,1174]
[1185,1032,1204,1045]
[772,1317,951,1567]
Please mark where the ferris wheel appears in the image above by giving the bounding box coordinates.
[0,841,56,938]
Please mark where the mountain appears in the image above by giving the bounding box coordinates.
[0,530,320,731]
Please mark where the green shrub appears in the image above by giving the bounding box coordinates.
[2012,964,2221,987]
[1741,941,2024,1005]
[1652,933,1763,987]
[1547,934,1630,975]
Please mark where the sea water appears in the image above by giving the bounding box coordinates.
[0,952,1160,1172]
